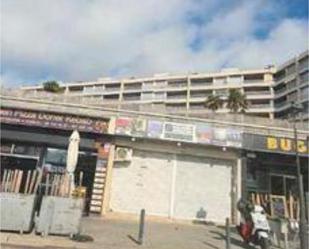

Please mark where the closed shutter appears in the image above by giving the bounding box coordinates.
[110,150,173,216]
[174,155,232,223]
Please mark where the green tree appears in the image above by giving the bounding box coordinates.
[43,81,63,93]
[205,94,223,112]
[227,89,247,113]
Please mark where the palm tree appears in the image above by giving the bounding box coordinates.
[227,89,248,113]
[205,94,223,112]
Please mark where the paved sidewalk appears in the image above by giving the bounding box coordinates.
[0,214,258,249]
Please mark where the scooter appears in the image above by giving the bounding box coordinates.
[249,205,271,249]
[237,201,271,249]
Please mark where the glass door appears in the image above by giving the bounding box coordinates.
[270,174,297,197]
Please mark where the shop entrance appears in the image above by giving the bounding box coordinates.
[44,147,97,214]
[270,174,297,197]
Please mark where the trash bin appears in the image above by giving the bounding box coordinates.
[0,192,37,233]
[35,196,84,236]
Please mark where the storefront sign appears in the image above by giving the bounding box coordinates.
[226,129,243,147]
[0,108,108,134]
[131,118,147,137]
[196,124,212,144]
[163,122,195,142]
[243,133,309,155]
[115,118,132,135]
[147,120,163,138]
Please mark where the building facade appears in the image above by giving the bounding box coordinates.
[1,93,309,225]
[20,50,309,121]
[274,51,309,121]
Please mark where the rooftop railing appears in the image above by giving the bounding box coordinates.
[1,89,308,137]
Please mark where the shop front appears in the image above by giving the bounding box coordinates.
[106,117,243,224]
[243,133,309,219]
[0,107,111,214]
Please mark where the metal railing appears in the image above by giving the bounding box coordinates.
[248,104,271,109]
[1,89,308,136]
[245,91,272,96]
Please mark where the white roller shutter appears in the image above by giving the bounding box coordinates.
[110,150,173,216]
[174,155,232,223]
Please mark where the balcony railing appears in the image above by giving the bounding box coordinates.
[105,87,121,92]
[167,95,187,99]
[274,102,288,108]
[245,91,271,96]
[243,79,264,84]
[274,87,287,95]
[249,104,271,109]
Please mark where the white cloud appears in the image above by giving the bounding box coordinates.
[1,0,308,87]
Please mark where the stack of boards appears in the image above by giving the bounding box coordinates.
[250,192,300,220]
[0,169,84,198]
[0,169,42,194]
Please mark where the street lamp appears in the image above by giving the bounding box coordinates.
[290,102,307,249]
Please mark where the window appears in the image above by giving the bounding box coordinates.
[214,77,227,84]
[141,92,153,100]
[228,75,242,84]
[44,148,67,167]
[270,175,297,197]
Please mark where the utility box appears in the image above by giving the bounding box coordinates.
[35,196,84,236]
[0,193,37,233]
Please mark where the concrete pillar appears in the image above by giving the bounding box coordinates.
[101,144,115,215]
[186,76,191,116]
[169,154,177,218]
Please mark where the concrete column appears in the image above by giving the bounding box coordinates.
[118,80,124,110]
[186,76,191,116]
[101,144,115,215]
[101,118,116,215]
[169,154,177,218]
[236,157,242,224]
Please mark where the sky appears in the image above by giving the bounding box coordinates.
[1,0,308,87]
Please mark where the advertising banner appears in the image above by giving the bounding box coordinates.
[115,118,132,135]
[0,108,108,134]
[163,122,195,142]
[210,128,243,147]
[226,128,242,148]
[147,120,163,138]
[131,118,147,137]
[196,124,212,144]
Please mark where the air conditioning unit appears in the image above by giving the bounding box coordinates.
[114,147,132,162]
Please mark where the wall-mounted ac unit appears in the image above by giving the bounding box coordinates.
[114,147,132,162]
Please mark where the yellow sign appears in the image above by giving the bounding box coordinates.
[267,137,309,154]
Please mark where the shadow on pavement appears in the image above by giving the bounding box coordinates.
[209,230,255,249]
[203,241,220,249]
[127,234,140,245]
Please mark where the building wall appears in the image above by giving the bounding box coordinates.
[274,51,309,121]
[109,138,239,224]
[20,50,308,120]
[22,68,275,119]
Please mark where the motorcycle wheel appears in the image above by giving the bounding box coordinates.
[260,237,270,249]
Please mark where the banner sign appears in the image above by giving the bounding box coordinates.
[196,124,212,144]
[131,118,147,137]
[115,118,132,135]
[0,108,108,134]
[147,120,163,138]
[243,133,309,155]
[163,122,195,142]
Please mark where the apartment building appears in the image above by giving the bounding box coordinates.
[21,68,276,118]
[21,50,309,120]
[274,50,309,121]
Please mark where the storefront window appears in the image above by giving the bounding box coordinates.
[44,148,67,173]
[270,174,297,197]
[1,142,13,153]
[270,175,284,195]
